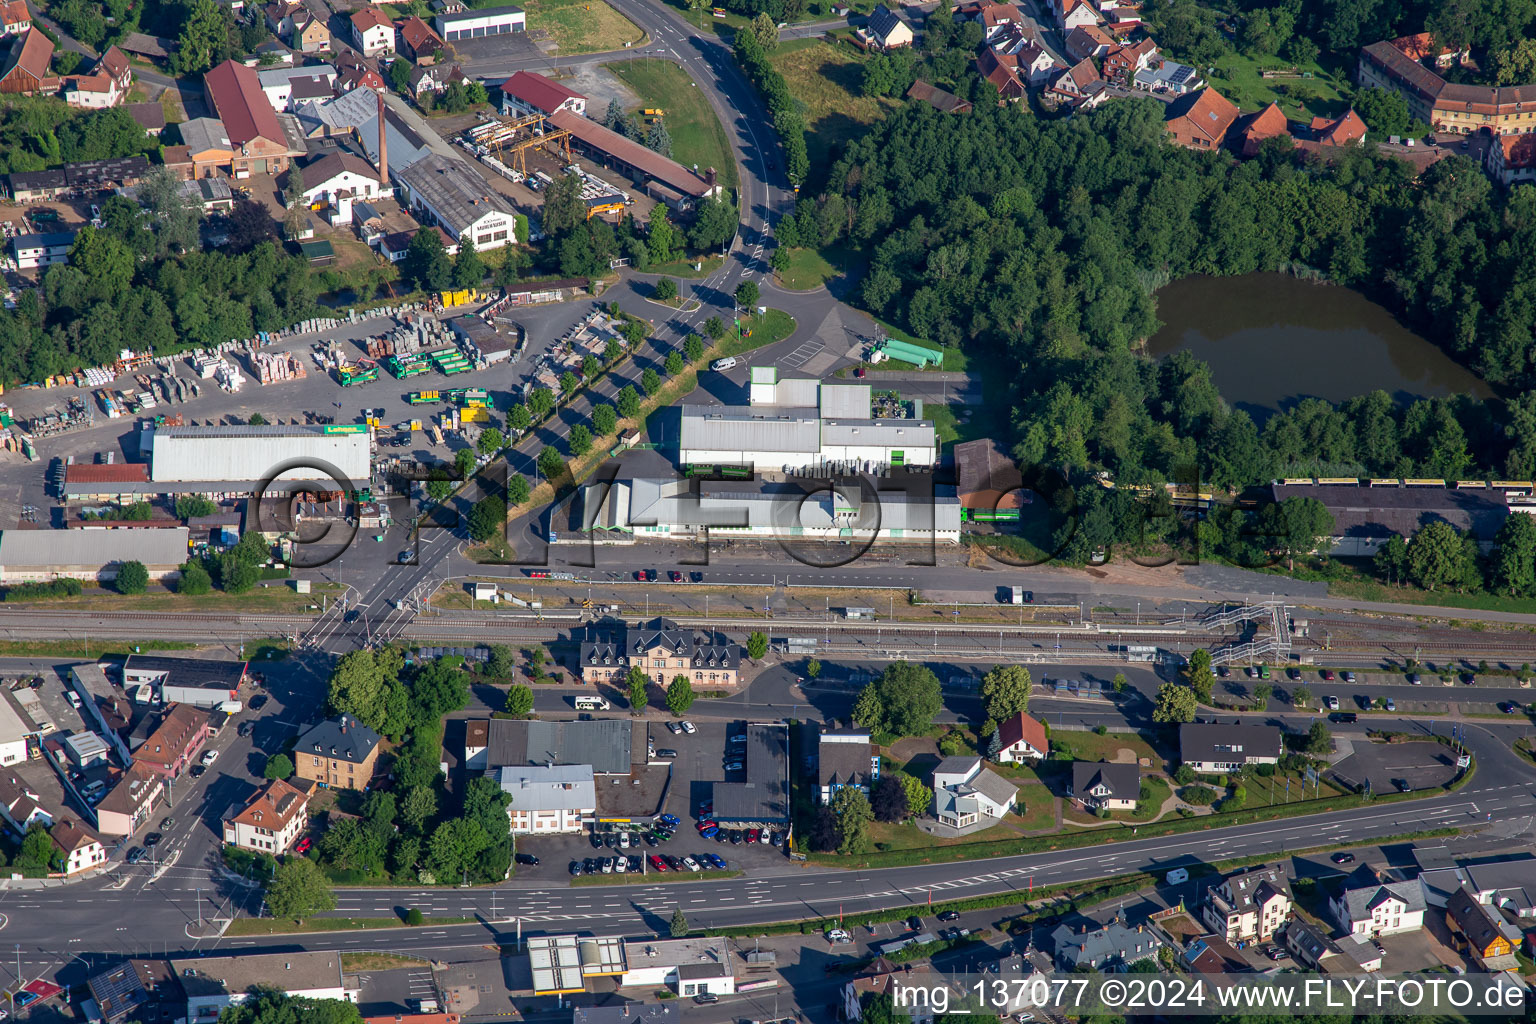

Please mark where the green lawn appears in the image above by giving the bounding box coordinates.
[928,403,1012,446]
[768,39,898,173]
[519,0,646,53]
[649,254,726,278]
[1204,52,1349,122]
[606,59,739,190]
[778,246,837,290]
[1049,730,1165,766]
[715,308,796,356]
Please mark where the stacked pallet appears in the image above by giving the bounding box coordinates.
[252,351,309,385]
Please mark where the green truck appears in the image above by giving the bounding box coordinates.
[339,362,379,386]
[385,354,430,378]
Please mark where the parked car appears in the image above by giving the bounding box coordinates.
[690,571,705,582]
[723,760,744,772]
[668,571,683,582]
[1500,701,1520,714]
[696,819,718,831]
[1407,673,1421,684]
[144,832,162,847]
[937,910,960,922]
[826,928,853,944]
[249,695,267,711]
[1325,695,1340,710]
[682,856,701,872]
[710,357,738,371]
[569,860,583,876]
[649,854,669,871]
[746,828,761,844]
[655,749,678,759]
[1331,852,1355,864]
[294,836,312,854]
[1384,697,1396,711]
[1342,671,1356,683]
[1320,669,1335,681]
[699,826,719,839]
[906,915,923,932]
[583,857,598,874]
[514,853,540,866]
[160,817,175,830]
[659,814,680,826]
[681,721,697,734]
[201,749,218,766]
[729,829,744,845]
[126,847,147,864]
[667,721,684,734]
[703,853,726,869]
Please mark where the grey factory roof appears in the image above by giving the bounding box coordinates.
[1072,761,1141,802]
[1337,874,1426,923]
[294,715,380,763]
[821,418,935,448]
[1465,859,1536,914]
[170,952,342,999]
[65,156,151,188]
[123,655,245,689]
[149,424,371,484]
[586,477,961,534]
[436,3,523,25]
[817,729,874,790]
[296,91,431,172]
[394,152,515,237]
[496,764,595,812]
[619,936,728,971]
[7,168,67,193]
[572,1006,675,1024]
[1270,483,1510,541]
[257,63,335,88]
[179,116,232,154]
[679,407,822,454]
[712,723,788,824]
[1179,722,1283,763]
[477,718,634,775]
[818,383,872,418]
[0,527,190,569]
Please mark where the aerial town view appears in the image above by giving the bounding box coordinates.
[2,0,1536,1021]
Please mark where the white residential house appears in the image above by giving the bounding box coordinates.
[1203,867,1293,943]
[50,819,106,875]
[222,778,315,854]
[931,755,1017,830]
[296,151,384,225]
[1059,0,1101,29]
[350,7,394,56]
[992,711,1047,763]
[0,772,53,834]
[863,5,914,50]
[1331,869,1426,938]
[10,231,76,270]
[497,764,595,833]
[1014,44,1060,85]
[1070,761,1140,811]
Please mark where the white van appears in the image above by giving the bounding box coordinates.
[574,695,611,710]
[710,357,737,371]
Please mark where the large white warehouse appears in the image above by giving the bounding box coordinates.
[678,371,936,472]
[581,477,961,543]
[150,425,371,486]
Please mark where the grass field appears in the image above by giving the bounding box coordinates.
[769,40,896,172]
[521,0,646,54]
[778,247,837,290]
[340,953,429,971]
[928,403,1010,446]
[4,583,342,615]
[1050,730,1165,766]
[606,60,738,190]
[1204,52,1349,122]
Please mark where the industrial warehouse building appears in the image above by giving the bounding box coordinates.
[147,424,372,488]
[711,723,790,827]
[0,528,189,583]
[580,475,962,543]
[434,4,525,40]
[393,153,519,252]
[678,370,936,472]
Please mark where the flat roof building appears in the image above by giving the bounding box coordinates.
[123,655,246,691]
[496,764,595,834]
[434,5,525,41]
[149,424,371,485]
[526,934,625,996]
[172,952,354,1022]
[712,722,789,826]
[0,527,189,583]
[463,718,634,775]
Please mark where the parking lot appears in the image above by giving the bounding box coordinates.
[510,715,793,882]
[1331,739,1460,794]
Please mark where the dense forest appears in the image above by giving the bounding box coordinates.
[784,98,1536,488]
[1144,0,1536,84]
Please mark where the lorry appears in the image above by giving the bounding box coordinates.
[339,361,379,386]
[1009,586,1033,605]
[446,387,490,407]
[385,354,430,379]
[408,390,442,405]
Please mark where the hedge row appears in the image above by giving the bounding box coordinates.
[733,32,810,187]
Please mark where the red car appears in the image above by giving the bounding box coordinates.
[853,367,866,378]
[747,828,761,844]
[1320,669,1335,681]
[294,837,312,854]
[649,854,669,871]
[697,819,718,831]
[668,571,683,582]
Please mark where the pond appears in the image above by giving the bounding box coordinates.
[1145,273,1492,420]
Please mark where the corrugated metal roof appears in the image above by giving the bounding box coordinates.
[150,426,371,484]
[821,418,935,447]
[0,528,189,568]
[678,408,821,454]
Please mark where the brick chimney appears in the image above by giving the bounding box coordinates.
[376,88,388,187]
[704,167,716,191]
